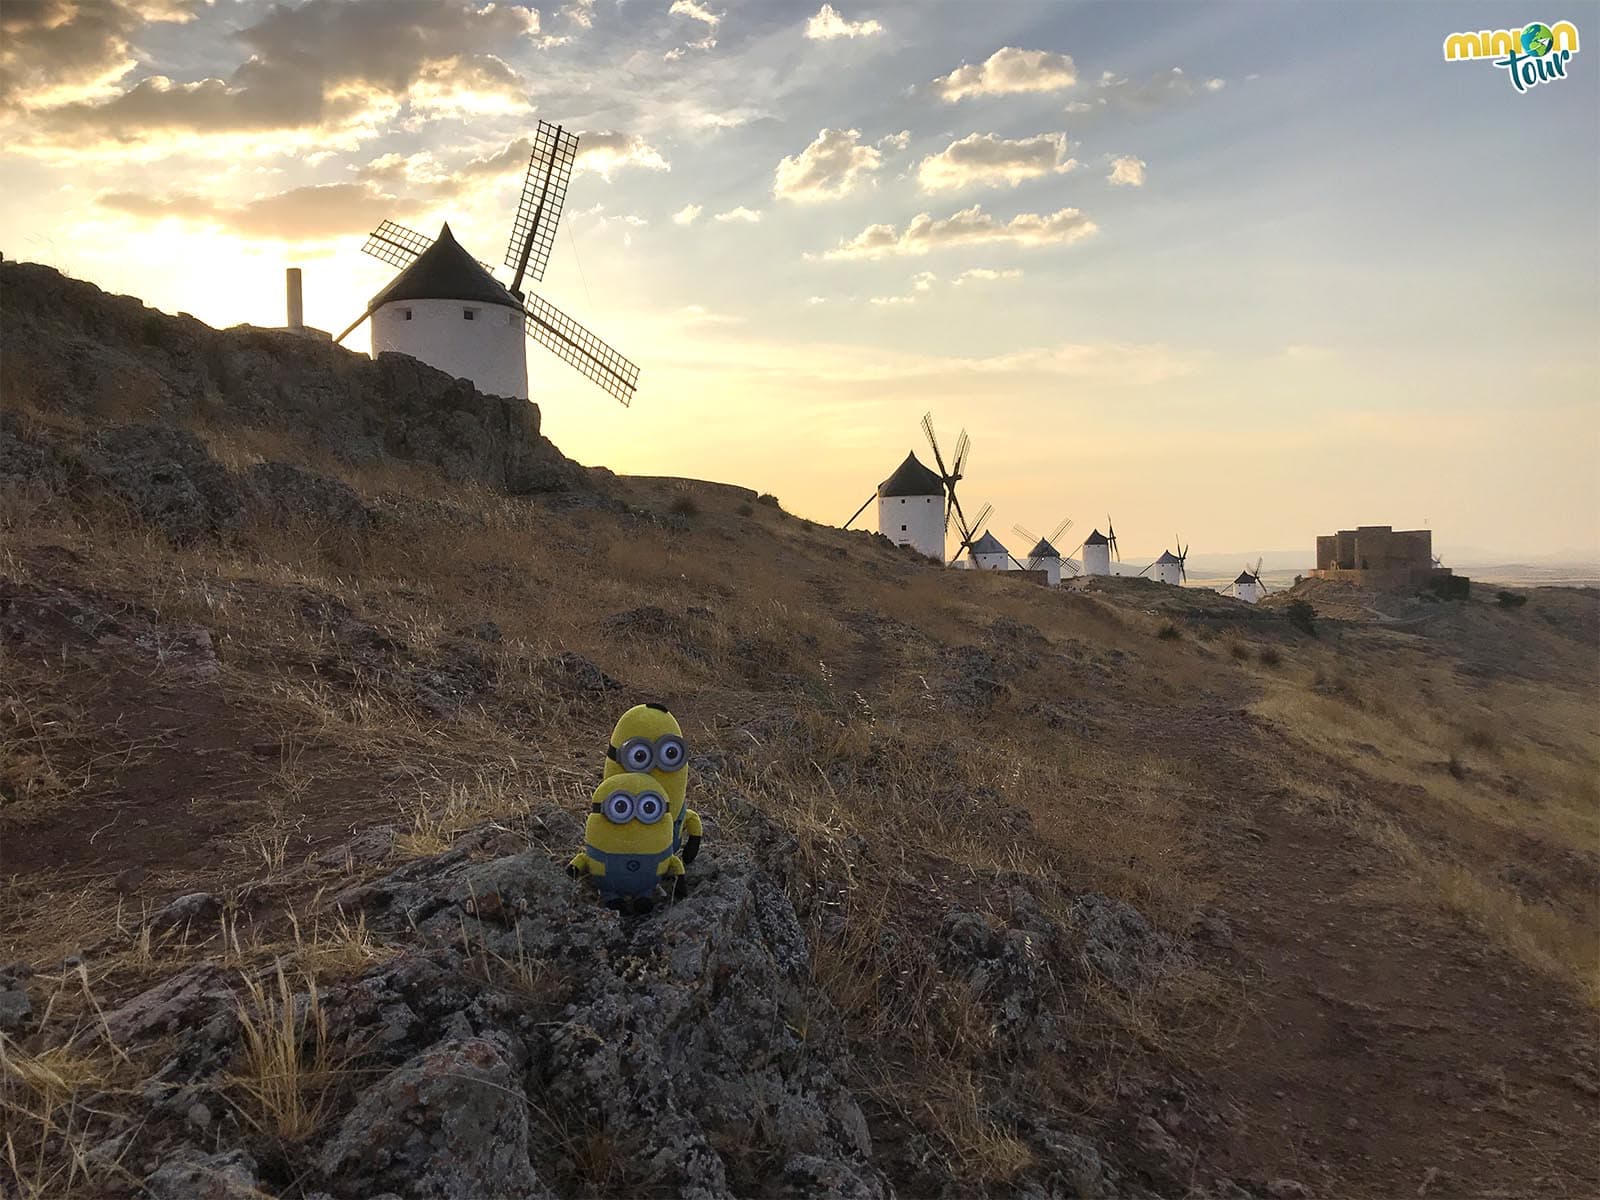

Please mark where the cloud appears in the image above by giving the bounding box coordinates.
[562,0,596,29]
[917,132,1076,192]
[666,0,720,54]
[576,130,670,178]
[0,0,202,112]
[97,180,396,241]
[672,203,703,225]
[714,206,761,223]
[931,47,1077,102]
[955,267,1023,284]
[1107,155,1146,187]
[24,0,538,146]
[805,5,883,40]
[869,294,915,307]
[1067,68,1225,116]
[877,129,910,151]
[773,127,883,203]
[819,204,1097,260]
[912,271,936,292]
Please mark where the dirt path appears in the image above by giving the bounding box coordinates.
[1125,695,1598,1197]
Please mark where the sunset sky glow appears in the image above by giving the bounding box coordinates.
[4,0,1597,561]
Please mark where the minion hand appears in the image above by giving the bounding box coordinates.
[566,851,591,879]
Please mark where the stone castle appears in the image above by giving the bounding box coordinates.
[1311,525,1466,592]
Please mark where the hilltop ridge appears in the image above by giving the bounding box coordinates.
[2,262,1597,1200]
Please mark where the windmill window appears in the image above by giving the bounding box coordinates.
[463,308,477,321]
[402,309,413,321]
[900,524,907,532]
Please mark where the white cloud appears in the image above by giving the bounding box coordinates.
[956,267,1023,284]
[912,271,936,292]
[562,0,596,29]
[877,129,910,151]
[869,294,915,307]
[714,206,761,223]
[669,0,721,29]
[805,295,829,305]
[1069,68,1226,116]
[820,204,1098,260]
[672,203,703,225]
[1107,155,1146,187]
[576,131,669,178]
[805,4,883,40]
[931,47,1077,102]
[917,132,1076,192]
[773,127,883,203]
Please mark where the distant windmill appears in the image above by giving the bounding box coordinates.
[1232,558,1268,604]
[1138,537,1189,586]
[1015,518,1075,586]
[335,120,639,406]
[1075,517,1120,577]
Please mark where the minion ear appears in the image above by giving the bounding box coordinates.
[644,702,672,713]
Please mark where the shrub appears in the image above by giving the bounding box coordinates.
[1285,598,1317,636]
[1496,591,1528,609]
[736,501,754,517]
[756,493,781,509]
[1156,623,1181,641]
[1258,646,1282,667]
[1447,753,1467,780]
[1229,641,1251,661]
[668,494,700,518]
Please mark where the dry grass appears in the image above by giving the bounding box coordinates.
[230,962,336,1141]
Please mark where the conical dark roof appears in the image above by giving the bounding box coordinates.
[1083,528,1109,546]
[1029,538,1059,559]
[1234,571,1256,585]
[1155,550,1180,564]
[878,452,944,497]
[971,531,1007,555]
[370,223,524,311]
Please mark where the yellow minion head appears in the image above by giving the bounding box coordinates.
[603,702,688,816]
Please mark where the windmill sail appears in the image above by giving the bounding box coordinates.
[523,293,639,406]
[507,120,579,294]
[363,220,435,271]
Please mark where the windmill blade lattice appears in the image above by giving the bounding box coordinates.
[507,120,579,293]
[523,294,640,406]
[363,220,435,271]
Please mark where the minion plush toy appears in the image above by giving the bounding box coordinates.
[568,772,683,910]
[602,703,703,866]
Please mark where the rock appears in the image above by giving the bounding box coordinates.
[1189,905,1234,950]
[144,1148,260,1200]
[0,988,33,1035]
[148,891,221,932]
[319,824,398,868]
[186,1101,213,1130]
[1267,1180,1312,1199]
[540,650,622,694]
[245,460,371,532]
[318,1037,555,1200]
[81,425,243,545]
[1072,893,1187,990]
[86,963,233,1048]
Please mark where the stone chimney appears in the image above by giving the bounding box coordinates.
[286,267,304,330]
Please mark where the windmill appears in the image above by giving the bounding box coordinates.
[1014,518,1075,586]
[335,120,639,406]
[952,501,1000,566]
[1138,537,1188,586]
[1074,517,1120,577]
[1232,558,1267,604]
[848,448,946,560]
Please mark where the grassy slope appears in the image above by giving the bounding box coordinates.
[3,406,1597,1196]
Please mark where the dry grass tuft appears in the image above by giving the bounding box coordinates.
[230,962,336,1140]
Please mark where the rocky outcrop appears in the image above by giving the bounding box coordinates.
[0,261,586,495]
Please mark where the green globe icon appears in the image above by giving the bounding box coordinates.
[1522,22,1554,56]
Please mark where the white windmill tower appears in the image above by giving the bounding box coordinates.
[1075,518,1120,577]
[1232,559,1268,604]
[969,530,1013,571]
[845,413,989,569]
[335,121,640,407]
[1014,518,1075,586]
[857,452,946,559]
[1138,538,1189,586]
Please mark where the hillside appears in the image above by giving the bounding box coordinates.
[2,261,1597,1200]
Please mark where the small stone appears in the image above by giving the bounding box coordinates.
[186,1102,213,1130]
[1267,1180,1312,1199]
[0,989,34,1035]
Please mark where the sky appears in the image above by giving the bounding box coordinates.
[3,0,1597,564]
